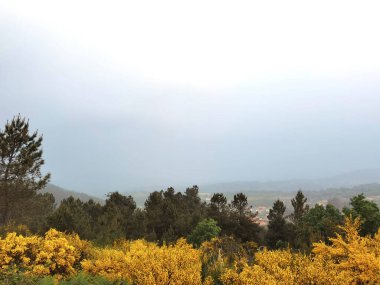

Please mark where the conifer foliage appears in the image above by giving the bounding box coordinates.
[0,115,51,225]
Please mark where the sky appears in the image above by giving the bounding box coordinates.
[1,1,380,196]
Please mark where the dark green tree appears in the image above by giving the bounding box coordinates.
[179,185,207,238]
[126,208,147,240]
[290,190,309,249]
[343,193,380,236]
[290,190,309,223]
[210,193,228,213]
[46,197,94,239]
[231,192,250,218]
[188,218,221,247]
[98,192,137,244]
[208,193,229,234]
[144,186,206,243]
[0,115,51,226]
[303,204,343,245]
[145,190,166,241]
[22,192,55,233]
[82,199,103,235]
[266,199,288,248]
[229,192,261,242]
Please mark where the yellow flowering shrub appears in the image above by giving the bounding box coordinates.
[313,216,380,284]
[2,219,380,284]
[32,229,88,277]
[0,229,90,278]
[221,217,380,285]
[82,238,202,284]
[199,236,258,284]
[220,249,348,285]
[0,232,40,270]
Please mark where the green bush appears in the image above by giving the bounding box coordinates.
[0,272,123,285]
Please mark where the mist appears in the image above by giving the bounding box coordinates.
[1,1,380,196]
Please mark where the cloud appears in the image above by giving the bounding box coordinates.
[1,1,380,194]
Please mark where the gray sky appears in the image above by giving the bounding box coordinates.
[1,1,380,196]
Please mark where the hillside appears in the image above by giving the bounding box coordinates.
[41,184,104,205]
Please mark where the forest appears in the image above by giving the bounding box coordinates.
[1,115,380,284]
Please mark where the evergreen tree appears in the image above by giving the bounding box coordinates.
[231,192,250,218]
[46,196,94,239]
[290,190,309,223]
[266,199,288,248]
[303,203,343,245]
[126,208,147,240]
[145,190,166,241]
[98,192,137,243]
[210,193,227,213]
[343,193,380,236]
[290,190,309,249]
[229,192,261,242]
[208,193,229,234]
[0,115,51,225]
[144,186,207,243]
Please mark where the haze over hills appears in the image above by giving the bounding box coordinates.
[199,168,380,193]
[121,168,380,194]
[41,184,104,205]
[119,169,380,207]
[42,169,380,208]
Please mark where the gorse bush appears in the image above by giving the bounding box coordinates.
[0,229,89,278]
[220,250,348,285]
[1,218,380,284]
[82,238,201,284]
[313,216,380,284]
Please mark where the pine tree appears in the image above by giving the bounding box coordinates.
[290,190,309,249]
[229,192,261,242]
[290,190,309,224]
[0,115,51,225]
[266,199,288,248]
[343,193,380,236]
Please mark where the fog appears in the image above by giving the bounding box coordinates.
[1,1,380,195]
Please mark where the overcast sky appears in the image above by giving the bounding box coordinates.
[1,1,380,196]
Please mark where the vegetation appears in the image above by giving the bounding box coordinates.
[2,115,380,284]
[0,115,53,230]
[188,218,221,247]
[1,217,380,284]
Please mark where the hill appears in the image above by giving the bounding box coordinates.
[41,184,104,205]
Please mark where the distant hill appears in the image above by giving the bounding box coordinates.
[199,169,380,193]
[123,169,380,207]
[43,169,380,208]
[41,184,104,205]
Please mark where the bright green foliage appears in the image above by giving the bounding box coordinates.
[343,193,380,236]
[60,272,118,285]
[0,272,119,285]
[188,218,221,247]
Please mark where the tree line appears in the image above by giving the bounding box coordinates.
[1,115,380,250]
